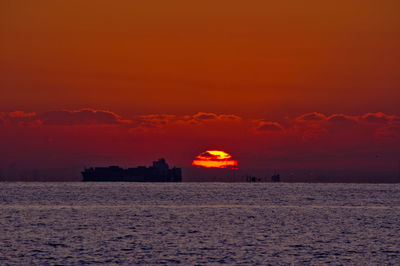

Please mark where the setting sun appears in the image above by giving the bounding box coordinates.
[192,150,238,169]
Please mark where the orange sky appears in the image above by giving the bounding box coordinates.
[1,1,399,115]
[0,1,399,181]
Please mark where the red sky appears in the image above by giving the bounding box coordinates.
[0,1,399,181]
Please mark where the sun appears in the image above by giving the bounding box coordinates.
[192,150,238,169]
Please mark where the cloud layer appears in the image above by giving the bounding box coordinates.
[0,109,127,126]
[40,109,128,125]
[253,112,400,141]
[0,108,399,141]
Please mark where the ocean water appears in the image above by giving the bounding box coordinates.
[0,183,399,265]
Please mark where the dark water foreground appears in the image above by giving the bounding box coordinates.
[0,183,399,265]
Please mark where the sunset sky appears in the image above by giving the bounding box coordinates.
[1,1,399,181]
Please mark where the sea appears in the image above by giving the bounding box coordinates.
[0,183,399,265]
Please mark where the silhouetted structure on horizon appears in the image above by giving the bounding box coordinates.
[246,175,263,182]
[271,173,280,182]
[245,173,281,182]
[82,158,182,182]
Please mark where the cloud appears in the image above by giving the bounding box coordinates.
[293,112,359,127]
[137,114,177,128]
[295,112,327,122]
[198,151,223,160]
[0,109,130,126]
[361,112,392,124]
[218,114,242,121]
[39,108,129,126]
[9,111,37,118]
[0,109,243,130]
[2,108,399,144]
[326,114,358,126]
[255,121,284,132]
[133,112,242,131]
[192,112,241,122]
[0,111,39,125]
[193,112,218,120]
[290,112,400,140]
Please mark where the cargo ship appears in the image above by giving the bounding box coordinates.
[82,158,182,182]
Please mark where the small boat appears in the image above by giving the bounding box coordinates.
[271,174,280,182]
[245,175,261,182]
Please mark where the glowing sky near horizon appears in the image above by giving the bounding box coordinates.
[0,1,399,181]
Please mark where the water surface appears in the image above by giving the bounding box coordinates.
[1,183,399,264]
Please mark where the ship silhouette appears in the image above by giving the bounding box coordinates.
[245,173,280,182]
[271,173,280,182]
[82,158,182,182]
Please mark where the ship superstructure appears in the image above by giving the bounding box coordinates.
[82,158,182,182]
